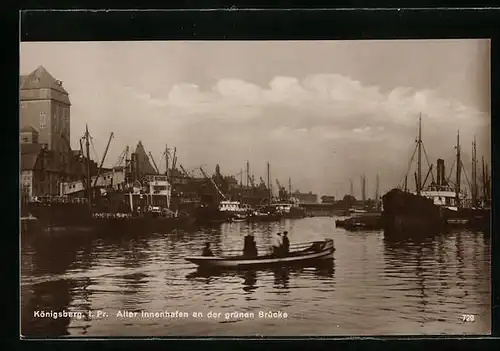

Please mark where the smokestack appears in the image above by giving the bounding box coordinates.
[436,158,446,187]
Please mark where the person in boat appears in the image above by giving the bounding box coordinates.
[282,231,290,254]
[271,232,283,256]
[243,235,258,257]
[202,242,213,256]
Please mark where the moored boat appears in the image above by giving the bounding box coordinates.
[230,213,248,222]
[336,212,382,230]
[185,239,335,269]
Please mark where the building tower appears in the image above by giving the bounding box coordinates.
[20,66,72,194]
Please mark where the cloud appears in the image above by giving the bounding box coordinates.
[126,73,486,132]
[113,73,488,196]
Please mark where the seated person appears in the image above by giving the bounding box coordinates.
[270,232,283,256]
[282,231,290,254]
[243,235,258,256]
[202,242,213,256]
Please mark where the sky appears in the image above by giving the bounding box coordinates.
[20,40,491,199]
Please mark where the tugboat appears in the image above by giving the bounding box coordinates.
[268,200,306,219]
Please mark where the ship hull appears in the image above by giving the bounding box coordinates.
[88,215,196,234]
[194,206,230,224]
[442,207,491,232]
[21,202,94,232]
[21,202,196,235]
[381,189,445,239]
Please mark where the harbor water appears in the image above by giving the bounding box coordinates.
[20,217,491,337]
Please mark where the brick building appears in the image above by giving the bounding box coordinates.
[20,66,95,198]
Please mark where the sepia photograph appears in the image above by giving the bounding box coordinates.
[20,39,491,337]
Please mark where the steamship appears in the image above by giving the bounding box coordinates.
[21,129,194,234]
[382,116,491,238]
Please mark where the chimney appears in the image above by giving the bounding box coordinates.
[436,159,446,186]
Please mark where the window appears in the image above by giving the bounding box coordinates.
[40,112,46,129]
[22,137,28,143]
[54,113,58,132]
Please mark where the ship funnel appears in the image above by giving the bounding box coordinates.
[436,159,446,186]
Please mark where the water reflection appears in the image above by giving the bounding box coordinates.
[20,218,490,337]
[242,270,257,293]
[273,267,290,291]
[382,230,491,331]
[21,279,74,337]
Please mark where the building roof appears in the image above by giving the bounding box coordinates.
[20,143,42,171]
[20,65,68,95]
[134,141,158,175]
[21,143,42,155]
[21,154,39,171]
[20,125,39,134]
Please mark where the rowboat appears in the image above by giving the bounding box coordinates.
[185,239,335,269]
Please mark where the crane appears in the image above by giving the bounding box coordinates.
[230,170,243,178]
[248,174,256,188]
[276,179,287,200]
[114,146,129,168]
[276,179,283,190]
[259,177,266,186]
[179,164,192,178]
[148,151,160,174]
[199,166,227,200]
[92,132,114,188]
[171,147,177,170]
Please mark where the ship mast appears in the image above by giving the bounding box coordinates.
[288,177,292,200]
[165,144,169,178]
[472,136,477,207]
[455,130,461,207]
[375,173,380,204]
[267,162,271,201]
[84,124,91,204]
[246,161,250,188]
[361,175,366,201]
[482,156,486,202]
[416,114,422,195]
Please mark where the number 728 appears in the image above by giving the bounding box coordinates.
[461,314,475,322]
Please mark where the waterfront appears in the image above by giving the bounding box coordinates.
[20,217,491,337]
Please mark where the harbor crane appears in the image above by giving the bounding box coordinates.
[179,164,192,178]
[172,147,177,170]
[199,166,227,200]
[228,169,244,186]
[259,177,266,187]
[114,146,130,168]
[92,132,114,188]
[276,179,288,199]
[148,151,160,174]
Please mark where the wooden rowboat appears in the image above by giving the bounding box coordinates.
[185,239,335,269]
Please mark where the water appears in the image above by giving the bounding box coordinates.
[20,217,491,337]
